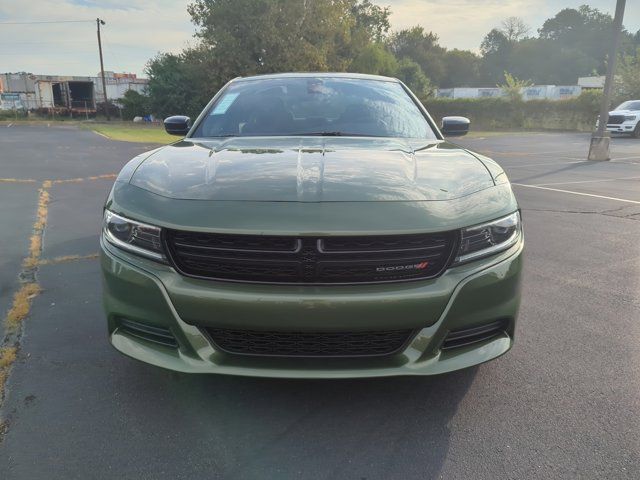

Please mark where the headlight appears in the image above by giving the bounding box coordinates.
[624,115,637,122]
[455,211,521,264]
[102,210,165,261]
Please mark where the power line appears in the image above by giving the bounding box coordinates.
[0,20,94,25]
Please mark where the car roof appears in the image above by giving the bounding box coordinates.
[231,72,401,83]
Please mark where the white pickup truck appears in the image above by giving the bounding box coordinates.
[605,100,640,138]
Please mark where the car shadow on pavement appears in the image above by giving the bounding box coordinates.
[121,363,478,479]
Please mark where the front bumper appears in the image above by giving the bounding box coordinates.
[101,236,523,378]
[606,122,637,134]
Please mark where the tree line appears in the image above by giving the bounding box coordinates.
[120,1,640,119]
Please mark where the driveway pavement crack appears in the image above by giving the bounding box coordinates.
[0,179,52,439]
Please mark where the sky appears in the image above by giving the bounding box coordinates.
[0,0,639,78]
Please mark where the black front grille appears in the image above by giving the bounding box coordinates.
[164,230,457,284]
[607,115,625,125]
[204,328,414,357]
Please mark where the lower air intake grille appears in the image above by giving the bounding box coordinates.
[204,328,414,357]
[441,320,507,350]
[120,319,178,348]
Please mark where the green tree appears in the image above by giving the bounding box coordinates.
[186,0,391,75]
[387,27,446,85]
[479,28,512,84]
[616,48,640,99]
[349,43,397,76]
[506,39,596,84]
[349,0,391,43]
[117,90,150,120]
[480,28,511,56]
[538,5,633,72]
[500,17,530,42]
[498,72,532,102]
[441,49,481,87]
[145,48,219,119]
[395,58,432,98]
[146,0,395,116]
[478,6,637,86]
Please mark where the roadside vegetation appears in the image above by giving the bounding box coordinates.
[425,90,604,132]
[0,114,174,144]
[3,2,640,136]
[88,123,175,144]
[111,0,640,134]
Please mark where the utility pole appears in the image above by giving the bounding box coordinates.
[96,18,110,120]
[588,0,625,161]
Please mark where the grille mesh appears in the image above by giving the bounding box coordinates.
[165,230,456,284]
[441,320,507,350]
[205,328,414,357]
[607,115,625,125]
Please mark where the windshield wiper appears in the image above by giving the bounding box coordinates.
[290,131,380,137]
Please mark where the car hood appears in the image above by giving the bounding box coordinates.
[609,110,639,116]
[127,137,495,202]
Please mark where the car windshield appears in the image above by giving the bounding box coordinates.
[615,101,640,111]
[192,77,437,139]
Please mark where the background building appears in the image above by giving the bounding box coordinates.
[435,85,583,100]
[0,71,148,112]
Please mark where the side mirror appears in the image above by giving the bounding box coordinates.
[441,116,470,137]
[164,115,191,136]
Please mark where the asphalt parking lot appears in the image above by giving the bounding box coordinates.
[1,124,639,479]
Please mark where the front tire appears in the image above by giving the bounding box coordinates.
[633,123,640,138]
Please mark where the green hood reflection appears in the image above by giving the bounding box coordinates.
[129,137,495,202]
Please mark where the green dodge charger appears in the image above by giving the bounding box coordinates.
[101,73,523,378]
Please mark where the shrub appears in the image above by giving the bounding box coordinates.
[117,90,150,120]
[423,91,602,132]
[0,109,28,120]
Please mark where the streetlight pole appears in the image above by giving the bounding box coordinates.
[96,18,110,120]
[588,0,626,161]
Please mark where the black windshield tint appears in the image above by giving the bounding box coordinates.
[616,101,640,111]
[193,77,437,139]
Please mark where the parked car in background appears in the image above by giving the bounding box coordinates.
[606,100,640,137]
[101,73,523,378]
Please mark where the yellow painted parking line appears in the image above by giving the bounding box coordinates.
[38,253,99,266]
[0,178,37,183]
[0,174,116,185]
[53,174,117,184]
[512,183,640,205]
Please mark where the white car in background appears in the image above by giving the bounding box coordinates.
[605,100,640,138]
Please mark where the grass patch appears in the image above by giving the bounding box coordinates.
[39,253,99,266]
[89,123,176,144]
[5,283,41,331]
[21,182,51,270]
[0,347,18,400]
